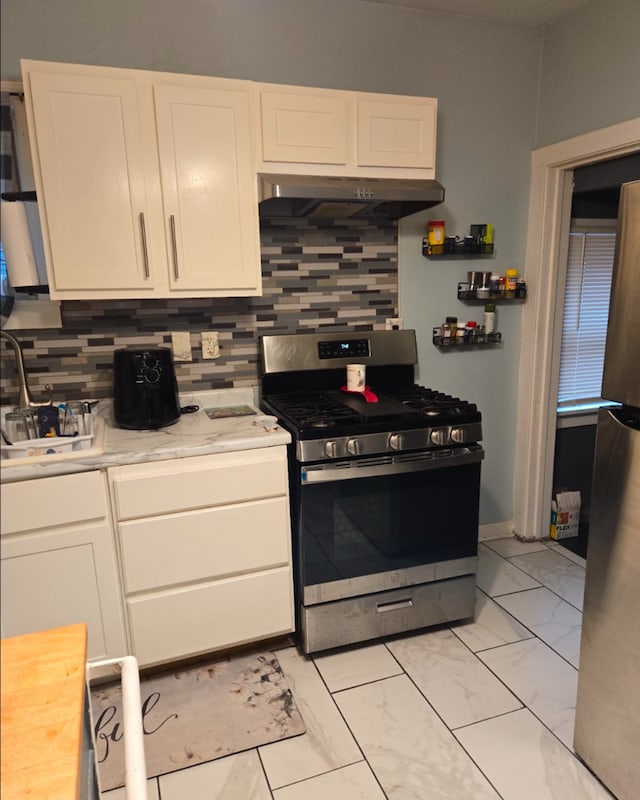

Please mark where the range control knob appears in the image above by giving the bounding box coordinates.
[430,428,447,446]
[388,433,404,451]
[324,440,339,459]
[450,427,466,444]
[346,438,361,456]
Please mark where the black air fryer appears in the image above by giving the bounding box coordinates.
[113,347,180,430]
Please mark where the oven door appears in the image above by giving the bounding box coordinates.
[296,446,483,605]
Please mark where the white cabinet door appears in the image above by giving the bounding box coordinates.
[257,83,437,178]
[357,96,437,169]
[260,89,349,165]
[23,61,262,299]
[154,83,261,294]
[0,521,125,660]
[0,472,126,660]
[27,70,156,293]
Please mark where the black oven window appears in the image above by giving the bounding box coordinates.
[299,463,480,588]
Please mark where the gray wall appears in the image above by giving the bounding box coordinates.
[1,0,637,526]
[537,0,640,147]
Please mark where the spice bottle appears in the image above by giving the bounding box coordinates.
[484,303,496,334]
[505,268,518,298]
[442,316,457,340]
[456,321,466,343]
[465,320,478,343]
[427,220,446,246]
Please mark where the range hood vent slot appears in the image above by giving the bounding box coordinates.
[258,175,445,220]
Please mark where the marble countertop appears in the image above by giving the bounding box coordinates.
[0,387,290,483]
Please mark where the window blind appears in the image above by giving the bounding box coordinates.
[557,221,617,411]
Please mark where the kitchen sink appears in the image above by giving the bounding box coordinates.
[0,416,106,466]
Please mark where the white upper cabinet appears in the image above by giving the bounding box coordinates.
[260,88,349,165]
[26,70,155,293]
[154,83,260,294]
[356,96,436,170]
[256,83,437,178]
[22,61,262,299]
[21,61,438,300]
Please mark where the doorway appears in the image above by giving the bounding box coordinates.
[551,154,640,559]
[512,117,640,544]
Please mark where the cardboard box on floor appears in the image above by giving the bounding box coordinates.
[550,490,581,540]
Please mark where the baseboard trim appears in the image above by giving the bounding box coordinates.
[479,521,514,541]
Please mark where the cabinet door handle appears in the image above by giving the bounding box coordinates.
[170,215,179,281]
[138,212,150,279]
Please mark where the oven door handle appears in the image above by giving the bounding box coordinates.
[301,445,484,484]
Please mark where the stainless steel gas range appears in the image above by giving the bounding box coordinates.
[259,329,483,653]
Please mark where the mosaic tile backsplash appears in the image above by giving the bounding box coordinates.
[1,218,398,405]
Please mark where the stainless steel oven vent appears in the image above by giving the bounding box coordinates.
[258,174,445,220]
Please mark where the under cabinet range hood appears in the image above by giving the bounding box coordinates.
[258,175,445,220]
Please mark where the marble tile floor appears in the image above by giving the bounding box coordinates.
[104,537,614,800]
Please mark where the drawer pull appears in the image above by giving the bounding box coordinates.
[377,598,413,614]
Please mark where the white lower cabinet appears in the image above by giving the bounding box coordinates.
[0,471,127,660]
[108,446,294,667]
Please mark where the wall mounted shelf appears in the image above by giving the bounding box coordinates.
[422,238,494,258]
[457,282,527,302]
[432,328,502,347]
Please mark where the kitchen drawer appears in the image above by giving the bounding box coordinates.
[127,567,294,666]
[119,497,291,592]
[110,447,288,520]
[1,471,109,534]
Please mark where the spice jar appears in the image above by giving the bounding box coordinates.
[442,316,457,340]
[484,303,496,334]
[465,320,478,343]
[456,322,466,343]
[505,268,518,298]
[427,220,446,246]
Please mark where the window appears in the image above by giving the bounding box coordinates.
[557,219,617,413]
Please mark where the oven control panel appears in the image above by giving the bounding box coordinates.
[318,339,370,360]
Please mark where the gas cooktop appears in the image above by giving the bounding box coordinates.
[259,329,483,462]
[261,386,480,437]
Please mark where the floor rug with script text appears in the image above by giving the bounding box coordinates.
[90,650,306,791]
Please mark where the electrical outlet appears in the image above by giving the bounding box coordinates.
[201,331,220,359]
[171,331,192,362]
[386,318,403,330]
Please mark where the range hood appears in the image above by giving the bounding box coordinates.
[258,174,445,220]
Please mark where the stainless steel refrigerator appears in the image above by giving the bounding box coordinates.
[574,179,640,800]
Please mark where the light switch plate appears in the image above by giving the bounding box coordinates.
[171,331,192,361]
[201,331,220,359]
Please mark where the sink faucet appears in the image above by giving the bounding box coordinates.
[0,330,53,407]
